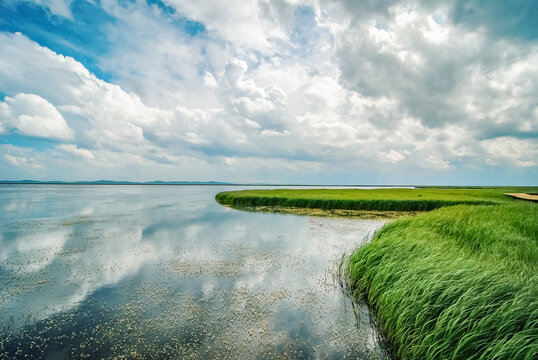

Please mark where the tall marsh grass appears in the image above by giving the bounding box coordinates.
[343,203,538,359]
[215,191,498,212]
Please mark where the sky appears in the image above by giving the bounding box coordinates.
[0,0,537,185]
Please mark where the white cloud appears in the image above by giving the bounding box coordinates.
[4,154,22,166]
[260,129,290,137]
[425,155,450,170]
[329,2,538,138]
[244,118,261,128]
[0,93,74,140]
[383,150,405,163]
[203,72,218,88]
[56,144,95,160]
[9,0,74,18]
[97,0,217,110]
[482,137,537,168]
[44,0,73,18]
[162,0,292,52]
[3,153,44,170]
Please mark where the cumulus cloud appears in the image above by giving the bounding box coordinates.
[425,155,450,170]
[482,137,537,168]
[3,152,44,170]
[56,144,95,160]
[331,3,538,134]
[162,0,293,52]
[0,93,74,140]
[383,150,405,164]
[97,0,216,110]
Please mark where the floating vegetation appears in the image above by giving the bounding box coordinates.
[170,259,246,278]
[223,205,419,219]
[59,216,95,227]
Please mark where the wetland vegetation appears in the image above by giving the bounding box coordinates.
[217,186,538,360]
[215,187,531,212]
[343,202,538,359]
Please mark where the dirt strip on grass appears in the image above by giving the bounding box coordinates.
[504,193,538,202]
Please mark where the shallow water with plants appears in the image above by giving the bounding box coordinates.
[0,184,389,359]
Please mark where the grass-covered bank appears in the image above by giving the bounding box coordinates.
[343,203,538,359]
[215,187,536,212]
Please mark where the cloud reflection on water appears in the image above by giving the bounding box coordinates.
[0,185,389,358]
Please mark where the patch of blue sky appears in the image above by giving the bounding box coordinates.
[452,0,538,41]
[132,0,207,36]
[145,0,176,16]
[432,11,447,26]
[375,21,388,31]
[0,0,207,85]
[291,6,317,45]
[0,0,115,82]
[0,133,58,151]
[182,18,206,37]
[291,6,326,57]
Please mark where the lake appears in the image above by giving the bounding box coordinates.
[0,185,389,359]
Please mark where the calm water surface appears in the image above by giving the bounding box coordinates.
[0,185,388,359]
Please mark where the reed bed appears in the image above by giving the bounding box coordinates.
[343,203,538,360]
[215,188,510,212]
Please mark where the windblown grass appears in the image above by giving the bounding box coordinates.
[343,203,538,360]
[215,187,536,212]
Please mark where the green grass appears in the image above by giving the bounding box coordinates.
[343,203,538,360]
[216,187,536,212]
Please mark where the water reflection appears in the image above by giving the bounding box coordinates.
[0,185,389,359]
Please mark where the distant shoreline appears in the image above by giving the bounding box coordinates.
[0,181,536,188]
[0,181,234,186]
[0,182,414,187]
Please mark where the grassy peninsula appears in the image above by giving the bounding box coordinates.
[215,187,527,212]
[215,187,538,359]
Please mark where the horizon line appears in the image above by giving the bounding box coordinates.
[0,180,536,187]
